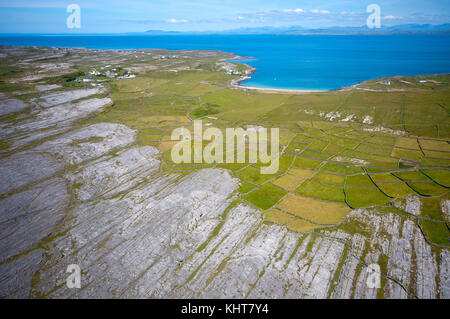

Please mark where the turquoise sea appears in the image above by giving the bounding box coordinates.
[0,34,449,91]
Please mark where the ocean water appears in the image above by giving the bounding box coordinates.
[1,34,449,91]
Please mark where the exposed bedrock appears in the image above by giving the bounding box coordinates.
[0,46,448,299]
[0,178,69,265]
[0,93,29,117]
[440,250,450,299]
[1,145,449,298]
[0,86,448,299]
[342,209,442,299]
[32,168,239,298]
[0,97,112,146]
[0,249,46,298]
[0,123,137,299]
[67,146,160,201]
[34,123,136,165]
[28,161,448,298]
[38,88,105,108]
[0,152,63,196]
[0,178,69,299]
[0,88,112,153]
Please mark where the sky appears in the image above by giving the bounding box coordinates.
[0,0,449,33]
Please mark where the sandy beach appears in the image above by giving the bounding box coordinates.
[237,84,328,93]
[229,65,328,93]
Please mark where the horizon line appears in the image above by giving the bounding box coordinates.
[1,23,450,36]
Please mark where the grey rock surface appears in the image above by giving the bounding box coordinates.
[414,229,437,299]
[0,94,29,116]
[35,123,136,165]
[0,152,63,195]
[406,195,421,216]
[33,168,239,298]
[39,88,104,107]
[0,46,448,299]
[0,96,112,151]
[1,136,448,298]
[0,249,45,298]
[67,146,160,201]
[440,250,450,299]
[0,178,69,264]
[35,84,62,92]
[441,200,450,223]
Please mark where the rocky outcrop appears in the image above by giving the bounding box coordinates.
[33,168,239,298]
[38,88,105,108]
[34,123,136,165]
[0,93,29,117]
[1,108,448,299]
[0,47,448,299]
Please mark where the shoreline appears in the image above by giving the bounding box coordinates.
[228,57,450,94]
[228,58,331,93]
[1,44,448,94]
[236,84,329,93]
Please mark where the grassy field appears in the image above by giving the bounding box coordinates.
[1,47,448,243]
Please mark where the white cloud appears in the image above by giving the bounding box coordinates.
[167,18,189,24]
[311,9,330,14]
[383,15,397,20]
[284,8,304,14]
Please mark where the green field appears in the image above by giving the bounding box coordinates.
[1,47,448,241]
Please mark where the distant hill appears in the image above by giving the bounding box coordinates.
[142,30,184,35]
[145,24,450,35]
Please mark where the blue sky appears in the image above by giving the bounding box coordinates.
[0,0,449,33]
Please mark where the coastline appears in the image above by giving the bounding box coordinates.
[228,58,329,93]
[228,58,450,94]
[235,84,329,93]
[1,44,447,94]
